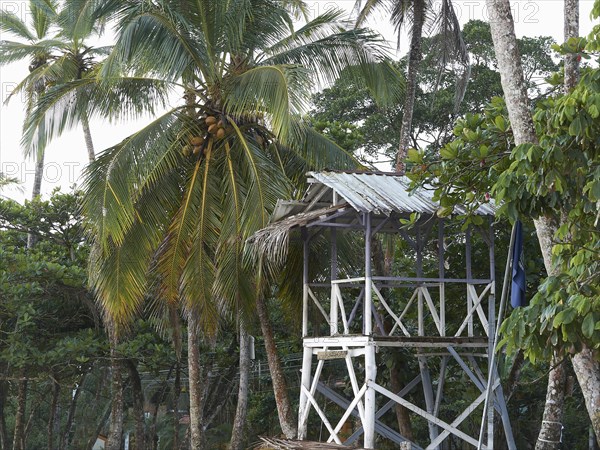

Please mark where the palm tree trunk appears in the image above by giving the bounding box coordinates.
[229,323,250,450]
[395,0,425,174]
[107,327,124,450]
[81,113,96,162]
[12,375,27,450]
[187,312,205,448]
[124,360,145,450]
[535,356,566,450]
[255,295,297,439]
[27,149,45,247]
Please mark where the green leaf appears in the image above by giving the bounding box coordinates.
[582,313,595,338]
[494,115,507,132]
[553,307,577,327]
[407,148,423,163]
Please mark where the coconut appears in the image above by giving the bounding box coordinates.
[208,124,218,134]
[205,116,218,126]
[190,136,204,146]
[193,145,202,155]
[216,128,226,139]
[182,145,192,157]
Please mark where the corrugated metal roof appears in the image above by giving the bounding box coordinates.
[304,171,495,216]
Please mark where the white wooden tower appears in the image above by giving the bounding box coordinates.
[252,171,516,449]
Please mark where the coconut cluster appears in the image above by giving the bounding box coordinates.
[181,114,231,157]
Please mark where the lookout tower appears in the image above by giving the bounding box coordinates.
[252,171,516,449]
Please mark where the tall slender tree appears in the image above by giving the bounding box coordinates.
[484,0,600,445]
[355,0,469,174]
[24,1,401,446]
[0,0,108,193]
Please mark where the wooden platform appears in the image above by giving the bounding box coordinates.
[254,437,366,449]
[304,335,489,349]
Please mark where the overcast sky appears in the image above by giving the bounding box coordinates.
[0,0,597,202]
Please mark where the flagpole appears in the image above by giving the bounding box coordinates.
[477,222,518,450]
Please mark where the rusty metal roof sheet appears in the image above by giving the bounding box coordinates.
[304,171,495,216]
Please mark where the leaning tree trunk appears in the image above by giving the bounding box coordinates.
[255,295,297,439]
[395,0,425,174]
[561,0,600,441]
[572,346,600,442]
[229,323,250,450]
[486,0,600,444]
[187,311,205,449]
[535,357,567,450]
[81,113,96,162]
[484,1,564,448]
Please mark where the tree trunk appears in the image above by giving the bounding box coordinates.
[482,3,574,450]
[229,324,250,450]
[85,401,112,450]
[60,372,87,450]
[395,0,425,174]
[12,376,27,450]
[535,356,566,450]
[27,148,45,247]
[563,0,580,92]
[255,295,297,439]
[372,238,413,439]
[107,327,124,450]
[48,378,60,450]
[187,312,205,449]
[172,362,181,450]
[390,364,414,440]
[0,378,9,450]
[81,113,96,162]
[572,346,600,442]
[485,0,537,146]
[124,360,145,450]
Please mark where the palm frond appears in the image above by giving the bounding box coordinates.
[0,40,64,65]
[30,0,55,39]
[82,108,185,250]
[223,65,312,139]
[22,76,176,156]
[429,0,470,109]
[58,0,102,41]
[103,6,211,81]
[0,11,35,41]
[263,23,395,92]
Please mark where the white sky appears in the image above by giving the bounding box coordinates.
[0,0,598,202]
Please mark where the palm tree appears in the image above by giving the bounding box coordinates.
[355,0,469,174]
[24,0,402,447]
[0,0,55,202]
[0,0,109,194]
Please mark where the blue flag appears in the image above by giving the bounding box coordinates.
[511,221,527,308]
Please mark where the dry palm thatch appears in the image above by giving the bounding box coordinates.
[246,203,348,268]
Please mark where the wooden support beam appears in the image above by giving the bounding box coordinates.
[370,382,489,449]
